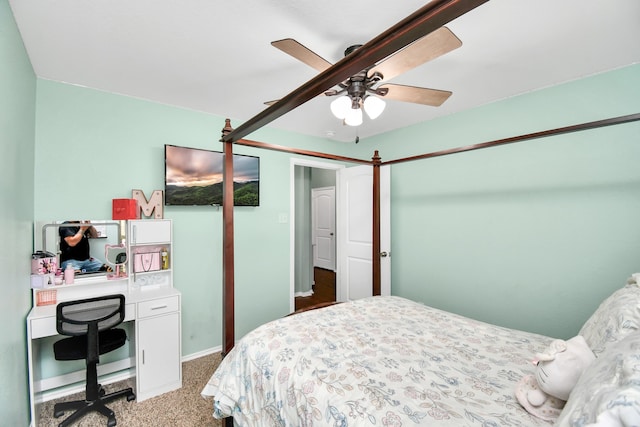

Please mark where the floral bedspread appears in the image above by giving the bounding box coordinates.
[202,296,554,426]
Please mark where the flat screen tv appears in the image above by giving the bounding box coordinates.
[164,144,260,206]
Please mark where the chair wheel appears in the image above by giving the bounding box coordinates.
[54,410,64,418]
[127,393,136,402]
[107,417,117,427]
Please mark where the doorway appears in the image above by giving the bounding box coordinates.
[289,159,391,312]
[290,159,343,312]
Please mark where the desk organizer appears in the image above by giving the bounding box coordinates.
[36,289,57,306]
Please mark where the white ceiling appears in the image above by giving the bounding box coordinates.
[9,0,640,142]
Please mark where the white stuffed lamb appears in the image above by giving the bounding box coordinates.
[516,335,596,421]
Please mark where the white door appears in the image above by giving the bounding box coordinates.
[337,165,391,301]
[312,187,336,271]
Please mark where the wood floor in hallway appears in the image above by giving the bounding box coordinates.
[294,267,336,311]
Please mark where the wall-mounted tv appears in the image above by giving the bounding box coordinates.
[164,144,260,206]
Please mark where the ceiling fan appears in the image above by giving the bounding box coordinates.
[269,26,462,126]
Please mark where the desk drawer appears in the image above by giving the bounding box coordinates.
[138,296,179,318]
[30,303,136,339]
[31,304,136,339]
[31,317,57,339]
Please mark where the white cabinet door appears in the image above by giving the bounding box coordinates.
[137,312,181,400]
[130,220,171,245]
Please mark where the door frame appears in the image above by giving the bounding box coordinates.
[289,158,344,312]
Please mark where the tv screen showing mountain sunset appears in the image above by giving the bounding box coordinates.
[164,144,259,206]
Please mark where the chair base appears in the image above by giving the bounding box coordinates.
[54,386,136,427]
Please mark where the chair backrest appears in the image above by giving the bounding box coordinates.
[56,294,125,337]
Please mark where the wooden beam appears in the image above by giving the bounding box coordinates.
[221,0,489,143]
[221,119,235,357]
[372,151,382,296]
[235,137,372,165]
[382,113,640,165]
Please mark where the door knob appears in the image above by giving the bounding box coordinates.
[380,251,389,258]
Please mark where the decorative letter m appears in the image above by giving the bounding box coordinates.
[132,189,164,219]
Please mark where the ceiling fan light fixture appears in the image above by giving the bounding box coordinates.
[330,96,351,120]
[344,107,363,127]
[363,95,386,120]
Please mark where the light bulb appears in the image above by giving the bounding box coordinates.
[330,96,351,120]
[364,96,386,120]
[344,107,363,126]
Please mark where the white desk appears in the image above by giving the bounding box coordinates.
[27,276,182,426]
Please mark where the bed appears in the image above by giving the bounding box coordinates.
[203,283,640,426]
[206,1,640,425]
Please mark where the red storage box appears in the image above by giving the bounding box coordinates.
[112,198,139,220]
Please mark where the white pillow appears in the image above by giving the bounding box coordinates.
[555,330,640,426]
[579,283,640,355]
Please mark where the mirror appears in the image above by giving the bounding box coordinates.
[35,220,124,279]
[105,244,127,280]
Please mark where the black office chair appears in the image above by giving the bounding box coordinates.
[53,294,136,427]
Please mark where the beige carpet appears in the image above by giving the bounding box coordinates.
[38,352,223,427]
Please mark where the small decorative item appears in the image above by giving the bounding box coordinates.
[36,289,57,306]
[161,247,169,270]
[112,198,139,220]
[64,263,75,284]
[30,274,55,289]
[105,244,128,279]
[31,251,57,274]
[132,189,163,219]
[515,335,595,420]
[134,251,161,273]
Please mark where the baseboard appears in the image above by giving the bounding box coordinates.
[294,290,314,297]
[182,345,222,362]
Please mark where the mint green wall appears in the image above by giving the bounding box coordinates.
[311,167,337,189]
[32,80,348,353]
[367,64,640,339]
[32,65,640,351]
[0,0,37,424]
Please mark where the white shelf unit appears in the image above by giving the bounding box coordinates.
[128,219,173,291]
[127,219,182,401]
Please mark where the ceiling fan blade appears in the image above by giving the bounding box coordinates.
[369,27,462,82]
[264,92,330,106]
[379,84,452,107]
[271,38,333,73]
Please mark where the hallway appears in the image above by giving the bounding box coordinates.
[294,267,335,311]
